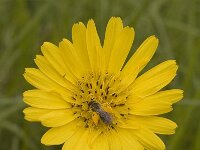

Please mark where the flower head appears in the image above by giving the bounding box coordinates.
[23,17,183,150]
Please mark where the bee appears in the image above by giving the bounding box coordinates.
[88,101,112,124]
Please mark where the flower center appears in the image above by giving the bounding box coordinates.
[71,72,130,129]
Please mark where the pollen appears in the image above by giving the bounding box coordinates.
[71,72,130,128]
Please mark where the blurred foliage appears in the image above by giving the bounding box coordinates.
[0,0,200,149]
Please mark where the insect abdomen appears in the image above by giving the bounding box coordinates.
[88,101,112,124]
[98,110,112,124]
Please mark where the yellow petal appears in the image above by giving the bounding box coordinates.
[87,128,102,145]
[59,39,85,79]
[108,26,135,73]
[149,89,184,104]
[41,42,68,77]
[97,46,105,73]
[86,19,102,72]
[92,133,109,150]
[131,60,178,97]
[23,107,52,122]
[24,68,53,91]
[129,97,173,115]
[72,22,91,71]
[34,55,75,90]
[103,17,123,69]
[128,89,183,105]
[116,117,140,129]
[41,119,79,145]
[116,128,144,150]
[129,116,177,134]
[23,90,71,109]
[24,68,62,91]
[121,36,158,86]
[40,109,76,127]
[62,127,90,150]
[128,89,183,115]
[23,68,74,103]
[133,128,165,150]
[72,129,91,150]
[107,130,122,150]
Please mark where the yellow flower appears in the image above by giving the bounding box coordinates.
[23,17,183,150]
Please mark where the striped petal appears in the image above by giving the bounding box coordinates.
[131,60,178,97]
[23,90,71,109]
[40,109,76,127]
[41,42,68,77]
[72,22,91,71]
[23,107,52,122]
[107,130,122,150]
[103,17,123,69]
[121,36,158,86]
[134,128,165,150]
[117,128,144,150]
[59,39,85,79]
[148,89,184,104]
[108,27,135,73]
[62,127,90,150]
[23,68,73,103]
[41,119,79,145]
[129,98,173,115]
[34,55,74,90]
[128,89,183,105]
[92,133,109,150]
[128,116,177,134]
[127,89,183,115]
[86,19,103,72]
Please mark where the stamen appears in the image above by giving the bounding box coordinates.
[71,72,130,129]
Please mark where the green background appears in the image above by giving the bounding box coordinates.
[0,0,200,149]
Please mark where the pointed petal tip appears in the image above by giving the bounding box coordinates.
[22,108,26,114]
[42,42,51,47]
[165,60,177,65]
[78,21,85,25]
[41,136,53,146]
[59,39,68,47]
[123,26,134,31]
[122,26,135,38]
[41,135,50,146]
[107,17,123,29]
[145,35,159,43]
[174,89,184,102]
[174,122,178,129]
[87,19,95,25]
[24,68,32,74]
[61,38,70,43]
[23,107,31,113]
[180,89,184,93]
[22,90,28,97]
[35,55,42,59]
[24,68,28,72]
[72,22,86,29]
[150,35,157,38]
[109,16,122,21]
[41,42,58,51]
[178,89,184,96]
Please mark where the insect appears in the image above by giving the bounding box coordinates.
[88,101,112,124]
